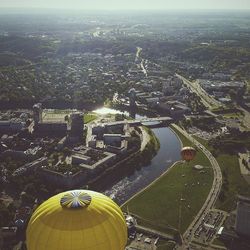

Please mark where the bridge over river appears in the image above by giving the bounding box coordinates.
[101,117,173,127]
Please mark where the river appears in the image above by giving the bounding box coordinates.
[93,107,181,205]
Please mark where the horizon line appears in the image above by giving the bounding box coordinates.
[1,7,250,12]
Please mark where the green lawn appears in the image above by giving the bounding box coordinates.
[223,112,243,119]
[215,154,250,211]
[122,126,213,234]
[193,135,250,212]
[84,113,97,123]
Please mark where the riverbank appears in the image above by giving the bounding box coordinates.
[87,126,160,200]
[142,126,160,153]
[122,124,213,234]
[103,126,180,204]
[140,126,150,151]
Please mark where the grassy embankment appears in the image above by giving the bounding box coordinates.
[247,79,250,93]
[194,136,250,212]
[122,126,213,234]
[88,126,160,191]
[142,126,160,152]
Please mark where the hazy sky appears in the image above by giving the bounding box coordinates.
[1,0,250,10]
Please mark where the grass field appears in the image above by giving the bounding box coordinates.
[193,135,250,212]
[42,109,72,122]
[43,110,98,125]
[215,154,250,211]
[84,113,98,123]
[122,127,213,234]
[222,112,243,119]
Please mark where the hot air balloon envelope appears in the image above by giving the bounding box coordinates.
[181,146,196,162]
[26,190,127,250]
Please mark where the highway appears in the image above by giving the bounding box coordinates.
[135,46,148,77]
[175,74,222,110]
[172,124,222,249]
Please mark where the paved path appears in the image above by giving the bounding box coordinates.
[135,225,174,241]
[140,126,150,151]
[172,124,222,249]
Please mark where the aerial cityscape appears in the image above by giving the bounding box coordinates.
[0,1,250,250]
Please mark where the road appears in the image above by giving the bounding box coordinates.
[135,225,174,241]
[140,59,148,77]
[135,47,148,77]
[172,124,222,249]
[135,47,142,63]
[176,74,222,110]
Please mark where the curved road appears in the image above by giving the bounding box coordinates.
[172,124,222,249]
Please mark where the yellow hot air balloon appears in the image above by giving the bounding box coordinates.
[26,190,127,250]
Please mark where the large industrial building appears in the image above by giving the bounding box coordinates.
[235,196,250,237]
[0,120,25,133]
[128,88,136,108]
[69,112,84,141]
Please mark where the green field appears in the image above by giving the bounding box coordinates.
[122,127,213,234]
[84,113,98,123]
[42,109,72,122]
[222,112,243,119]
[215,154,250,211]
[193,135,250,212]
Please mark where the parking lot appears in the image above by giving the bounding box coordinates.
[192,209,226,244]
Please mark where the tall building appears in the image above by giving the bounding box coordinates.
[128,88,136,108]
[235,196,250,237]
[32,103,42,125]
[70,112,84,138]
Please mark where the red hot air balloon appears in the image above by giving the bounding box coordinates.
[181,146,196,162]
